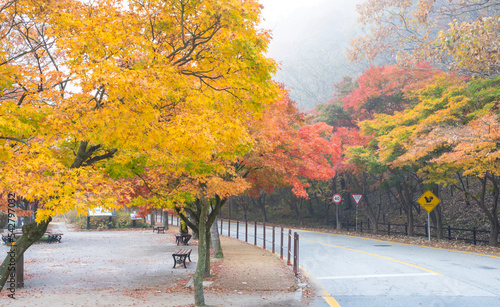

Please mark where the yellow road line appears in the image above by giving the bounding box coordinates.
[296,229,500,259]
[301,266,342,307]
[324,296,341,307]
[302,238,442,275]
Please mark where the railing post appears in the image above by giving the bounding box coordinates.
[473,227,477,245]
[405,223,408,236]
[272,226,275,254]
[280,227,284,259]
[254,221,257,246]
[228,218,231,237]
[293,232,299,276]
[287,229,292,265]
[177,216,179,226]
[245,220,248,243]
[448,225,451,240]
[220,218,223,235]
[388,222,391,236]
[263,223,266,249]
[236,220,239,240]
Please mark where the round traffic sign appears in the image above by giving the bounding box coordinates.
[332,194,342,203]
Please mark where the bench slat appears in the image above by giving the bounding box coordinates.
[172,248,192,268]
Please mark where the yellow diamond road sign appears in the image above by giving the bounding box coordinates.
[417,191,441,213]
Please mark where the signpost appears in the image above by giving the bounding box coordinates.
[333,194,342,230]
[351,194,362,205]
[87,207,117,230]
[351,194,363,232]
[416,191,441,241]
[130,211,142,227]
[88,207,117,217]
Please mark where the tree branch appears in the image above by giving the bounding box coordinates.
[0,136,29,146]
[84,149,118,166]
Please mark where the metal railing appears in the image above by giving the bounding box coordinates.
[219,219,300,277]
[342,221,496,245]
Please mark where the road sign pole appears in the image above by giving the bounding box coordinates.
[428,212,431,242]
[336,203,339,231]
[332,194,342,231]
[417,190,440,242]
[356,206,358,233]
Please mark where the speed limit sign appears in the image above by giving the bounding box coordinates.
[332,194,342,203]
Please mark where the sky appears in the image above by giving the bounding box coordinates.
[257,0,364,110]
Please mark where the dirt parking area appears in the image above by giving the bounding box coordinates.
[0,223,310,306]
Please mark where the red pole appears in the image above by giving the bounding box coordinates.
[263,223,266,249]
[280,227,284,259]
[254,221,257,245]
[287,229,292,265]
[293,232,299,276]
[272,226,275,254]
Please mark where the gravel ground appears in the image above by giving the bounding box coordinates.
[0,222,310,306]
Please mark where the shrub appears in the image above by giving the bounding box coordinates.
[73,210,150,230]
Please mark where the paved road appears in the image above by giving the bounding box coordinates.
[220,220,500,307]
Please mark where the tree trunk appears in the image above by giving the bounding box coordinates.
[360,197,378,234]
[306,198,314,216]
[351,173,379,233]
[399,180,415,237]
[205,229,211,277]
[186,211,199,240]
[162,211,169,230]
[431,205,443,239]
[210,216,223,258]
[431,185,443,239]
[193,197,209,306]
[0,218,51,291]
[150,212,155,227]
[407,206,414,236]
[252,195,267,223]
[489,220,499,247]
[294,198,303,227]
[486,174,499,247]
[457,173,500,247]
[323,202,330,225]
[260,204,267,223]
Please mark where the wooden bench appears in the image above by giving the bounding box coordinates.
[175,233,192,246]
[153,226,165,234]
[172,249,192,268]
[1,231,22,244]
[1,231,63,244]
[46,232,63,243]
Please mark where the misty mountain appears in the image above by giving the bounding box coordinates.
[262,0,366,110]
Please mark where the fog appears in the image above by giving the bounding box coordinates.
[259,0,366,110]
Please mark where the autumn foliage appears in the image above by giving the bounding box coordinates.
[311,60,500,244]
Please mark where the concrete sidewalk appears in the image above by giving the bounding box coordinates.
[0,223,311,306]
